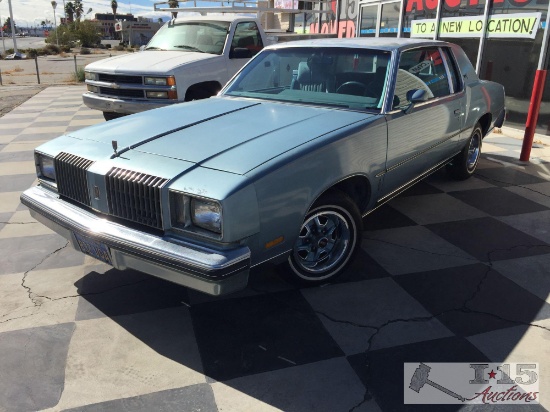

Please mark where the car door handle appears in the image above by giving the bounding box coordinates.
[454,109,462,116]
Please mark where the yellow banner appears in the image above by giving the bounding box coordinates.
[411,12,541,39]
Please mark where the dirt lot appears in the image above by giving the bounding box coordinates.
[0,85,46,117]
[0,48,128,117]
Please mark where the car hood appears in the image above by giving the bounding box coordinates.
[67,97,377,175]
[85,51,217,73]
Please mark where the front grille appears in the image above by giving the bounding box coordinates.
[98,73,142,84]
[55,152,94,206]
[99,87,144,98]
[105,168,168,230]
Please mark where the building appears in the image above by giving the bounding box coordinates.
[92,12,138,39]
[304,0,550,136]
[115,18,164,46]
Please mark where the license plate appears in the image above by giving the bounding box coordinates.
[74,232,113,265]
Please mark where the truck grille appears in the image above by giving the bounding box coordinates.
[105,167,168,230]
[99,87,144,98]
[98,73,142,84]
[55,152,94,206]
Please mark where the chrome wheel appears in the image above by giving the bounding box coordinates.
[467,129,481,171]
[447,123,483,180]
[280,192,362,286]
[291,208,353,280]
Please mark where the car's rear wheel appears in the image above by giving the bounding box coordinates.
[447,123,483,180]
[280,191,362,286]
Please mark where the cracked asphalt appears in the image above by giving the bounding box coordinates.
[1,86,550,411]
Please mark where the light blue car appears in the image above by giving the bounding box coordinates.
[21,38,505,295]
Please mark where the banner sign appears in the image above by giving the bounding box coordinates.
[411,12,541,39]
[274,0,299,9]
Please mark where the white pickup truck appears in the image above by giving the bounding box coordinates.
[84,15,274,120]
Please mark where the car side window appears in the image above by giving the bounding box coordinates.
[231,22,264,59]
[393,47,451,109]
[442,48,462,93]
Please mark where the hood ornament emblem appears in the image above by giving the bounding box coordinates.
[112,140,118,156]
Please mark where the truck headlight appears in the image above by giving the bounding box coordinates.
[35,153,56,181]
[146,91,168,99]
[144,76,176,86]
[191,198,222,234]
[85,71,98,81]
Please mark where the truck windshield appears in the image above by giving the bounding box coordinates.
[145,21,230,55]
[223,47,391,111]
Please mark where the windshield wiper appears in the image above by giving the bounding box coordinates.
[145,46,166,51]
[174,45,204,53]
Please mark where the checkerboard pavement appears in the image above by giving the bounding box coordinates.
[1,86,550,411]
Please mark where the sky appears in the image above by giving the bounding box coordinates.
[0,0,174,29]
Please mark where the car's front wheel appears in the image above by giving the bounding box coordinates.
[281,191,362,286]
[447,123,483,180]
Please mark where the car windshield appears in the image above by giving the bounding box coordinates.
[145,21,230,55]
[223,47,391,111]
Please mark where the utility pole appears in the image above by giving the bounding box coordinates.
[7,0,17,54]
[0,0,6,55]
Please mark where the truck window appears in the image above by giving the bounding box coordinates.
[231,22,264,59]
[145,21,230,55]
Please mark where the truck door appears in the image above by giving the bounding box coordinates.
[226,21,264,76]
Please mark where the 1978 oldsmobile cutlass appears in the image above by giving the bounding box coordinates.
[21,38,505,295]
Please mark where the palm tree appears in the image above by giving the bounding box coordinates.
[74,0,84,20]
[65,2,75,23]
[168,1,179,19]
[111,0,118,16]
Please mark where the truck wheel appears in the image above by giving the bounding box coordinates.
[280,191,362,286]
[447,123,483,180]
[103,112,124,121]
[186,89,211,101]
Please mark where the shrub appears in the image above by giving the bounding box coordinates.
[105,44,112,49]
[114,45,125,51]
[44,44,61,55]
[74,66,85,82]
[61,45,72,53]
[126,47,134,52]
[26,48,39,58]
[80,47,91,55]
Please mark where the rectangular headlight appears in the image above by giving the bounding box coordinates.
[145,77,166,86]
[144,76,176,86]
[84,71,98,81]
[36,153,56,181]
[191,198,222,234]
[146,91,169,99]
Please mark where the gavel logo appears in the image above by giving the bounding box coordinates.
[409,363,466,402]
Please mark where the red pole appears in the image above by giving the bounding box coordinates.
[520,69,547,161]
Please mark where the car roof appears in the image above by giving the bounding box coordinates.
[265,37,450,52]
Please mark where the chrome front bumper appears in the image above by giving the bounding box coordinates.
[20,186,250,296]
[82,92,175,115]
